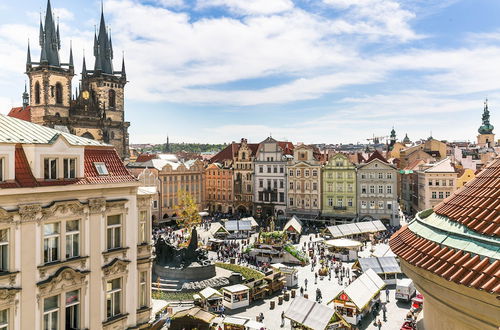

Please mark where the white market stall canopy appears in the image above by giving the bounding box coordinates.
[285,296,335,330]
[209,223,229,236]
[325,238,363,249]
[327,220,387,238]
[225,220,252,232]
[283,215,303,234]
[199,287,222,300]
[356,257,401,274]
[371,244,396,258]
[241,217,259,228]
[338,268,385,310]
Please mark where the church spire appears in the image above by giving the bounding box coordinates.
[39,0,61,66]
[478,98,494,135]
[26,40,32,71]
[69,41,74,68]
[94,3,114,74]
[22,82,29,109]
[82,53,87,77]
[121,52,126,79]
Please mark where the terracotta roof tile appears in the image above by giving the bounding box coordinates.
[434,156,500,237]
[136,154,158,162]
[84,148,136,184]
[389,227,499,294]
[8,106,31,122]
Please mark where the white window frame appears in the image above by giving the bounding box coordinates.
[43,295,59,330]
[66,290,80,330]
[65,220,80,259]
[94,162,109,176]
[106,215,122,250]
[44,223,60,264]
[139,210,147,244]
[347,198,353,207]
[369,201,375,209]
[106,278,122,319]
[63,158,76,179]
[328,198,333,207]
[387,173,393,179]
[0,229,8,272]
[44,158,58,180]
[361,201,367,209]
[378,201,384,209]
[386,185,393,194]
[0,308,8,330]
[139,271,147,308]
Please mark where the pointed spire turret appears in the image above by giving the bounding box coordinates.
[26,40,32,71]
[82,53,87,77]
[121,52,126,79]
[22,82,29,109]
[478,98,494,134]
[56,19,61,50]
[39,0,61,66]
[69,41,74,68]
[93,3,114,74]
[39,16,44,47]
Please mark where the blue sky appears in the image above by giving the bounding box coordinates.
[0,0,500,144]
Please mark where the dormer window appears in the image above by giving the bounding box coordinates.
[44,158,57,180]
[94,162,109,175]
[63,158,76,179]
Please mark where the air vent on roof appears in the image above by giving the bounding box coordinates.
[94,162,109,175]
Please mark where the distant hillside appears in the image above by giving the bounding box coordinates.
[138,143,227,154]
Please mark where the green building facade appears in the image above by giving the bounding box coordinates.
[322,153,357,220]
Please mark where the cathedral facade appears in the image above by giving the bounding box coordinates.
[12,0,129,159]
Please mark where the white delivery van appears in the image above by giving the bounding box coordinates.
[396,278,416,302]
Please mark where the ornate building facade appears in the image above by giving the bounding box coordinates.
[286,145,321,217]
[9,0,130,159]
[321,153,357,220]
[0,114,152,329]
[204,163,234,213]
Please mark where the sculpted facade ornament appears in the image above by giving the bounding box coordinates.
[88,198,106,214]
[41,200,85,220]
[102,258,130,277]
[106,200,129,215]
[18,204,42,223]
[0,287,20,304]
[137,197,150,209]
[0,208,13,224]
[37,266,89,297]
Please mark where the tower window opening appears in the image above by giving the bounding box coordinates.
[55,83,63,104]
[109,89,116,108]
[35,82,41,104]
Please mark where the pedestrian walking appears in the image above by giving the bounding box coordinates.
[382,303,387,321]
[304,278,308,290]
[377,319,382,329]
[300,286,304,296]
[315,272,318,284]
[385,288,390,302]
[281,311,285,327]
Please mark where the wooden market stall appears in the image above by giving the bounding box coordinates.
[283,216,303,243]
[271,263,299,287]
[264,270,286,294]
[244,278,269,302]
[330,269,386,326]
[352,256,401,285]
[285,296,350,329]
[169,307,216,330]
[325,220,387,241]
[210,222,229,239]
[198,287,223,313]
[222,284,250,309]
[324,238,363,261]
[222,316,267,330]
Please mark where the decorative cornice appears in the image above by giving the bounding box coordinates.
[88,198,106,214]
[0,287,21,304]
[41,200,85,220]
[37,266,89,289]
[137,196,150,209]
[18,204,42,223]
[102,258,131,277]
[0,208,14,224]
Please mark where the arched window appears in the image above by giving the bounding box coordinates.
[108,89,116,108]
[34,82,41,104]
[55,83,63,104]
[81,132,94,140]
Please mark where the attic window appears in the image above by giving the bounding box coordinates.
[94,162,109,175]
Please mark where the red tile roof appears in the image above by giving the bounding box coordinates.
[365,150,388,163]
[8,106,31,122]
[136,154,158,162]
[278,141,294,155]
[84,148,137,184]
[210,141,259,163]
[433,156,500,237]
[390,226,500,294]
[14,145,38,187]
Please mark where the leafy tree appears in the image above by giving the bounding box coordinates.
[174,190,201,229]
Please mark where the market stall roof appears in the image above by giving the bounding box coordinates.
[209,223,229,236]
[245,320,267,329]
[355,257,401,274]
[334,268,385,310]
[371,244,396,258]
[225,220,252,232]
[285,296,335,330]
[223,284,249,293]
[199,287,222,300]
[171,307,216,323]
[283,215,303,234]
[241,216,259,227]
[326,220,387,238]
[325,238,363,249]
[223,316,247,326]
[199,211,209,217]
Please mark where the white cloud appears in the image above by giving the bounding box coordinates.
[196,0,294,15]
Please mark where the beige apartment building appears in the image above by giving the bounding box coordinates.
[158,159,204,219]
[286,145,321,217]
[0,115,152,329]
[417,158,458,211]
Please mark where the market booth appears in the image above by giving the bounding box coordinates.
[222,284,250,309]
[326,220,386,241]
[225,220,252,238]
[285,296,350,329]
[324,238,362,261]
[283,216,303,243]
[169,307,216,330]
[352,256,401,284]
[210,222,229,239]
[198,287,223,313]
[271,263,299,287]
[330,268,386,325]
[222,316,267,330]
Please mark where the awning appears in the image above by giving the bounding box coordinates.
[327,220,387,238]
[355,257,401,274]
[333,268,385,311]
[325,238,363,249]
[285,296,335,330]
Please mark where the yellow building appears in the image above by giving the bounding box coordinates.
[456,168,476,188]
[0,115,152,329]
[390,156,500,330]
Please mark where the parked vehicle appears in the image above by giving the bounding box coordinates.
[396,278,416,302]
